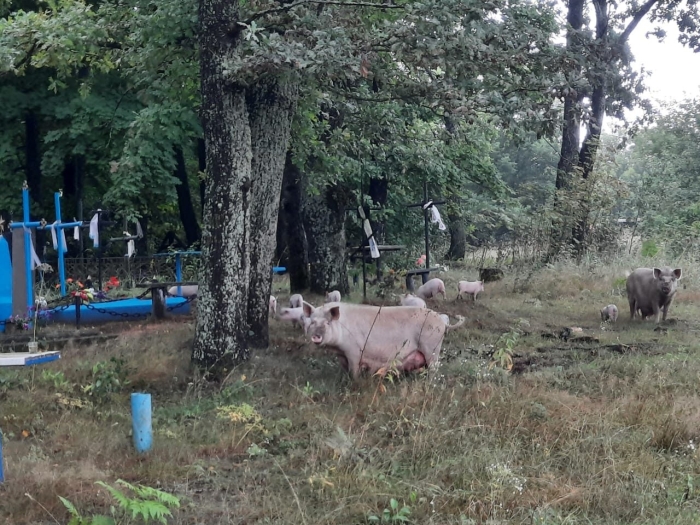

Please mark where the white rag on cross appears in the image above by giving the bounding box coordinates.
[422,200,447,231]
[124,220,143,258]
[89,213,100,247]
[50,221,68,254]
[124,231,135,258]
[22,226,43,270]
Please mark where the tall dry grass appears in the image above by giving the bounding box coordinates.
[2,259,700,524]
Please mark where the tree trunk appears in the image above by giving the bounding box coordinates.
[442,115,466,261]
[551,0,653,259]
[25,111,42,204]
[571,0,609,253]
[245,80,299,349]
[197,138,206,219]
[193,0,298,372]
[277,150,309,292]
[548,0,585,260]
[304,183,351,296]
[193,0,254,373]
[446,211,466,260]
[571,81,606,253]
[174,145,201,247]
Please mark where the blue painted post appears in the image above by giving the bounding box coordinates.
[131,393,153,453]
[22,187,33,309]
[54,192,67,297]
[175,253,182,295]
[0,428,4,482]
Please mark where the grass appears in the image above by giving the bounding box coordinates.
[3,260,700,524]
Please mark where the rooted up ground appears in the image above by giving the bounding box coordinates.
[2,259,700,524]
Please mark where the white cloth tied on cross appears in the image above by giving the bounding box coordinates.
[124,231,135,258]
[422,200,447,231]
[73,218,80,241]
[22,226,43,270]
[124,220,143,258]
[89,212,100,247]
[50,221,68,254]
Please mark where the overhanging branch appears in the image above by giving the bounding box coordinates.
[243,0,403,24]
[619,0,659,44]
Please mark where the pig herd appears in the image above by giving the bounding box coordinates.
[266,266,683,380]
[269,278,469,379]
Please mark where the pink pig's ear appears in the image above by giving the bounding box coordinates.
[327,305,341,321]
[302,302,315,318]
[653,268,662,280]
[674,268,682,280]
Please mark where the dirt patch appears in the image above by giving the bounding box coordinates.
[513,341,669,374]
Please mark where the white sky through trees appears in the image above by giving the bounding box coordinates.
[628,18,700,104]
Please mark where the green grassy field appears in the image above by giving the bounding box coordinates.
[2,260,700,524]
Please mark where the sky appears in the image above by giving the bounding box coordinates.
[627,18,700,104]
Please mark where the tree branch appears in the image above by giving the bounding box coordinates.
[619,0,659,44]
[244,0,403,24]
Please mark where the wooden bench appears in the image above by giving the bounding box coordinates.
[405,267,440,292]
[135,281,198,320]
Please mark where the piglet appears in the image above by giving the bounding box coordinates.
[289,294,304,308]
[600,304,618,323]
[416,278,446,301]
[457,280,484,301]
[269,295,277,317]
[325,290,342,303]
[400,293,426,308]
[167,284,198,298]
[278,307,311,333]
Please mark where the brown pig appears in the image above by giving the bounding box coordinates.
[600,304,618,322]
[325,290,342,303]
[400,293,426,308]
[457,280,484,301]
[626,267,682,323]
[289,294,304,308]
[302,301,464,379]
[416,278,447,301]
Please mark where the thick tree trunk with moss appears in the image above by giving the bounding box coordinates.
[193,0,298,372]
[446,211,466,260]
[276,150,309,292]
[192,83,252,371]
[246,80,298,349]
[303,184,351,296]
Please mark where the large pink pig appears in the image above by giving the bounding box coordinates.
[416,278,447,301]
[302,302,464,378]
